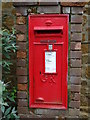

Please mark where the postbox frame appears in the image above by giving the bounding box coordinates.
[28,14,68,109]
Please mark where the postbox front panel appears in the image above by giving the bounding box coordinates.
[29,15,68,109]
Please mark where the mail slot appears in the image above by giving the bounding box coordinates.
[28,14,68,109]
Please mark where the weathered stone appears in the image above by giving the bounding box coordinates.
[82,33,86,41]
[82,65,89,78]
[82,54,88,64]
[37,6,60,13]
[80,111,88,118]
[80,106,88,113]
[82,44,88,54]
[86,66,90,79]
[80,94,88,106]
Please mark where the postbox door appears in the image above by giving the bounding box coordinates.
[33,43,63,104]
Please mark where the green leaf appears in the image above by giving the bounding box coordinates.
[7,96,15,102]
[6,114,10,119]
[13,113,20,119]
[1,105,5,113]
[0,101,8,106]
[12,107,17,114]
[5,107,11,116]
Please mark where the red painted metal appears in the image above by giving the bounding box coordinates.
[28,14,68,109]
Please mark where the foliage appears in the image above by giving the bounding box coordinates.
[0,28,19,119]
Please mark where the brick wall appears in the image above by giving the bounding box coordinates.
[80,3,90,118]
[62,6,83,118]
[4,1,89,119]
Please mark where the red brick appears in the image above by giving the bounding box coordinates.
[71,15,82,23]
[70,68,81,76]
[17,107,29,114]
[17,51,26,58]
[71,85,81,92]
[16,34,25,41]
[18,99,28,107]
[18,84,27,91]
[71,33,82,41]
[71,42,81,50]
[70,59,81,68]
[70,51,81,59]
[15,25,27,33]
[16,16,26,24]
[17,59,26,67]
[70,77,81,85]
[17,76,27,83]
[17,67,27,75]
[69,101,80,108]
[71,24,82,32]
[17,91,27,98]
[17,42,27,51]
[71,7,83,14]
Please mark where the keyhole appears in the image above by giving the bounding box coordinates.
[40,71,41,74]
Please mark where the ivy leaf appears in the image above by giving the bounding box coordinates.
[12,107,17,114]
[7,96,15,102]
[5,107,11,116]
[1,105,5,113]
[13,114,20,119]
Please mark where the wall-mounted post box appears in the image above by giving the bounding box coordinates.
[29,14,68,109]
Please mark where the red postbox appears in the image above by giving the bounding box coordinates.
[29,14,68,109]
